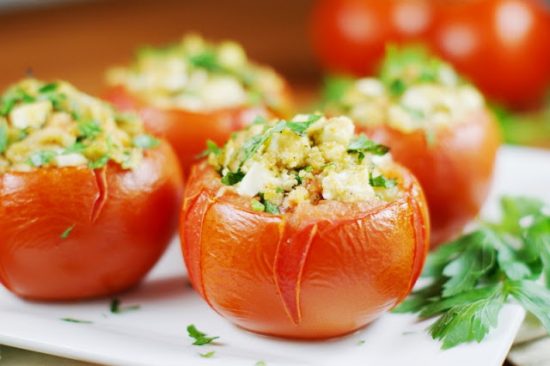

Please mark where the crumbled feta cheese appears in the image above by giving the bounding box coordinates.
[236,162,276,197]
[356,78,385,97]
[10,100,52,129]
[55,153,88,167]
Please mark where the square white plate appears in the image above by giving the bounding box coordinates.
[0,146,548,366]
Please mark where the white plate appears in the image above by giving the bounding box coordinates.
[0,146,548,366]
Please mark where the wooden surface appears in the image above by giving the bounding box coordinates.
[0,0,321,97]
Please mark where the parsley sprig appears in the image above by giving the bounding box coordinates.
[395,196,550,349]
[187,324,219,346]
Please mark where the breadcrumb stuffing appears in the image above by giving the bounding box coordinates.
[207,114,400,212]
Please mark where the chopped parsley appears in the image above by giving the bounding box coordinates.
[110,298,141,314]
[251,199,265,212]
[199,351,216,358]
[28,150,56,167]
[221,170,245,186]
[38,82,58,94]
[187,324,219,346]
[0,119,7,153]
[348,135,390,156]
[369,174,396,189]
[285,114,322,135]
[77,120,102,139]
[60,225,75,239]
[188,51,222,72]
[88,155,110,170]
[198,139,222,158]
[61,318,93,324]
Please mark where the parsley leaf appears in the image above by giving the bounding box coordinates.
[198,139,222,158]
[61,318,93,324]
[199,351,216,358]
[77,120,102,139]
[285,114,322,135]
[60,225,75,239]
[187,324,219,346]
[251,199,265,212]
[429,290,505,349]
[369,174,396,188]
[0,119,8,153]
[348,135,390,156]
[28,150,56,167]
[189,51,222,72]
[39,82,58,94]
[221,170,245,186]
[263,200,280,214]
[110,298,140,314]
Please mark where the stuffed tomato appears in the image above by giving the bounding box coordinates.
[105,34,293,172]
[325,46,500,246]
[0,79,183,301]
[180,114,429,339]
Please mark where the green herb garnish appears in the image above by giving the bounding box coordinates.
[110,298,141,314]
[189,51,222,72]
[285,114,322,135]
[198,139,222,158]
[0,119,8,153]
[187,324,219,346]
[199,351,216,358]
[221,170,245,186]
[348,135,390,156]
[369,174,396,188]
[28,150,56,167]
[251,200,265,212]
[133,134,159,149]
[61,318,93,324]
[255,361,267,366]
[38,82,58,94]
[88,155,110,170]
[60,225,75,239]
[395,196,550,349]
[263,200,280,214]
[77,120,102,139]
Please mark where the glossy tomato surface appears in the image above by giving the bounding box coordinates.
[180,161,429,339]
[430,0,550,108]
[0,141,183,301]
[362,108,500,246]
[104,86,291,173]
[311,0,435,76]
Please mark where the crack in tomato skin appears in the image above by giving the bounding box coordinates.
[274,223,318,325]
[90,167,109,223]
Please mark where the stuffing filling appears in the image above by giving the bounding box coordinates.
[0,79,158,173]
[325,46,485,134]
[207,114,400,213]
[107,34,288,113]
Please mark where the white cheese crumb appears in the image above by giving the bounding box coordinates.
[10,100,52,129]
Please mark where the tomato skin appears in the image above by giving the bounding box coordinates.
[104,86,291,173]
[430,0,550,108]
[361,109,500,246]
[311,0,435,76]
[0,141,183,301]
[180,161,429,339]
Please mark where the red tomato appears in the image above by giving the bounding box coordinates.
[0,141,183,301]
[361,108,500,246]
[104,86,292,174]
[180,161,429,339]
[430,0,550,108]
[311,0,435,75]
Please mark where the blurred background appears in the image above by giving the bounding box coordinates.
[0,0,549,146]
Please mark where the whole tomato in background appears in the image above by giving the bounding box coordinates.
[0,142,183,301]
[180,161,429,339]
[430,0,550,109]
[311,0,435,76]
[311,0,550,109]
